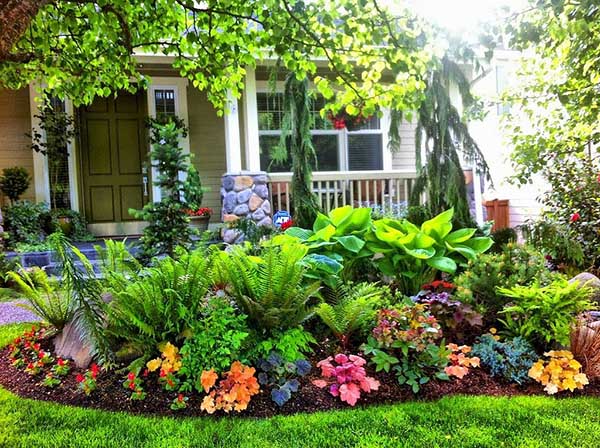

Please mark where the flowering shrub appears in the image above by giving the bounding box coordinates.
[312,354,379,406]
[257,351,311,407]
[184,207,212,217]
[444,344,480,379]
[76,364,100,396]
[363,305,449,393]
[528,350,589,395]
[200,361,260,414]
[147,342,182,391]
[123,371,146,400]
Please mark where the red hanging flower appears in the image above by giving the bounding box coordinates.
[570,212,581,223]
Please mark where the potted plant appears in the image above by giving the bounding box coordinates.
[182,163,211,232]
[0,166,31,205]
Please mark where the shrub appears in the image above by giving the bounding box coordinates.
[472,334,538,384]
[257,351,311,406]
[3,201,49,247]
[489,227,517,253]
[7,266,73,331]
[528,350,589,395]
[453,243,554,319]
[315,282,386,348]
[48,208,94,241]
[248,327,316,364]
[498,278,594,348]
[362,304,449,393]
[200,361,260,414]
[312,354,380,406]
[0,166,31,203]
[226,244,320,334]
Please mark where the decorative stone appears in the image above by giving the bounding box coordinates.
[222,175,235,191]
[53,321,93,368]
[254,184,269,199]
[233,204,249,216]
[257,216,273,227]
[253,174,268,185]
[223,213,240,223]
[223,229,240,245]
[223,191,237,213]
[252,209,266,221]
[261,200,271,214]
[234,175,254,192]
[249,194,263,212]
[237,188,253,204]
[570,273,600,304]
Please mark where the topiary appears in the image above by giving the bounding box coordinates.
[0,167,31,204]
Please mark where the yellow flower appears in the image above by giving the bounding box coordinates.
[146,358,162,372]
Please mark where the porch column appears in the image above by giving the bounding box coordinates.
[224,90,243,173]
[243,67,261,171]
[28,83,51,205]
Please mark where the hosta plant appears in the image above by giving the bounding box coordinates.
[257,351,312,406]
[200,361,260,414]
[312,354,380,406]
[444,344,480,379]
[366,208,493,295]
[528,350,589,395]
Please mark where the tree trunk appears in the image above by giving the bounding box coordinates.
[0,0,50,62]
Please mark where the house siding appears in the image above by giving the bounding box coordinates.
[0,88,34,204]
[391,121,417,171]
[186,86,227,222]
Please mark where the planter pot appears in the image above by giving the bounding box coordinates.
[56,216,73,236]
[189,215,210,232]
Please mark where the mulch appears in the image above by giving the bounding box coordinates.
[2,342,600,419]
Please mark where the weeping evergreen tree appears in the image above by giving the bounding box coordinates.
[271,73,322,228]
[391,54,490,228]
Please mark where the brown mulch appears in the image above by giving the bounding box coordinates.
[2,344,600,419]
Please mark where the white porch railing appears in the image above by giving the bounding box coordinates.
[267,170,420,215]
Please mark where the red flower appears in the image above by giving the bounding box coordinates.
[142,369,149,377]
[570,212,581,223]
[159,369,167,378]
[57,358,65,366]
[177,393,184,402]
[76,373,85,383]
[184,207,212,217]
[128,382,136,390]
[127,372,136,381]
[26,362,34,370]
[38,351,46,359]
[90,363,100,379]
[33,343,40,351]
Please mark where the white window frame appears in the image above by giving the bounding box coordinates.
[255,81,388,172]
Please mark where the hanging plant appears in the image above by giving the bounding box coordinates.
[327,106,372,130]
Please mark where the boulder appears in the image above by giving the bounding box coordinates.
[53,321,93,369]
[570,272,600,304]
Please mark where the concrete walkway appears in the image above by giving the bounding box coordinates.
[0,300,41,325]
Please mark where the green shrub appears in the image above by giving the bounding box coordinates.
[489,227,517,253]
[7,266,73,331]
[247,327,316,364]
[472,334,538,384]
[498,278,594,348]
[48,209,94,241]
[3,201,49,247]
[0,167,31,203]
[454,243,554,319]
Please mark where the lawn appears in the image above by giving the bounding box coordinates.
[1,324,600,448]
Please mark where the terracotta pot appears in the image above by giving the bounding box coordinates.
[189,215,210,232]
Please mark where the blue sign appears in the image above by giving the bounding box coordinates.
[273,210,292,228]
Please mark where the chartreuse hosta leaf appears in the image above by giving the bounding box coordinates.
[445,228,477,244]
[421,208,454,239]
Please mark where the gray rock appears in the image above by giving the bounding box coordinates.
[223,191,237,213]
[252,209,266,221]
[261,200,271,215]
[237,188,253,204]
[223,229,240,245]
[233,204,249,216]
[222,175,235,191]
[253,174,268,185]
[53,321,93,369]
[254,184,269,199]
[257,216,273,227]
[570,272,600,304]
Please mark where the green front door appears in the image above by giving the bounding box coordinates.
[79,91,149,235]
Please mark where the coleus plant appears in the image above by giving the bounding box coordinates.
[257,351,311,407]
[312,354,380,406]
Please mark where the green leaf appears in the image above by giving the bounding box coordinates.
[462,237,494,254]
[425,256,457,273]
[445,228,476,244]
[285,227,313,241]
[334,235,365,253]
[421,208,454,236]
[404,247,435,259]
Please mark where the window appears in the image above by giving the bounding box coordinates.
[257,92,383,172]
[154,89,176,117]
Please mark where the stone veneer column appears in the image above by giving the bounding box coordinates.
[221,171,272,243]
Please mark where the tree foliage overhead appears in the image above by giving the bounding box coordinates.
[0,0,434,115]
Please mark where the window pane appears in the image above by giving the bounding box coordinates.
[348,134,383,170]
[154,89,176,116]
[257,93,284,130]
[260,135,291,172]
[346,115,380,131]
[260,134,340,172]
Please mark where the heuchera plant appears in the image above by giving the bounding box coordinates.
[312,354,380,406]
[200,361,260,414]
[257,351,311,407]
[528,350,589,395]
[444,344,480,379]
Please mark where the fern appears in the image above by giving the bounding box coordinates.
[316,282,385,348]
[95,239,142,292]
[226,244,320,334]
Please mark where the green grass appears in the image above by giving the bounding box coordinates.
[1,324,600,447]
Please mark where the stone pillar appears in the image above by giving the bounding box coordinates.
[221,172,272,243]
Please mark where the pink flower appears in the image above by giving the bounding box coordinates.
[570,212,581,223]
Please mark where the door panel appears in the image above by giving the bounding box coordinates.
[79,91,148,227]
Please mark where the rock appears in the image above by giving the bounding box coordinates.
[253,174,268,185]
[570,273,600,304]
[222,175,235,191]
[252,209,266,221]
[223,229,240,244]
[222,213,239,223]
[53,321,93,369]
[223,191,237,213]
[257,216,273,227]
[254,184,269,199]
[234,175,254,192]
[261,200,271,215]
[249,194,263,212]
[237,188,253,204]
[233,204,249,216]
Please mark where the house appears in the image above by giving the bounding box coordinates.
[0,53,540,237]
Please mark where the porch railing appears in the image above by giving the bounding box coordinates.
[267,170,420,215]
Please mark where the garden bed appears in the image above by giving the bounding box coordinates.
[2,343,599,419]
